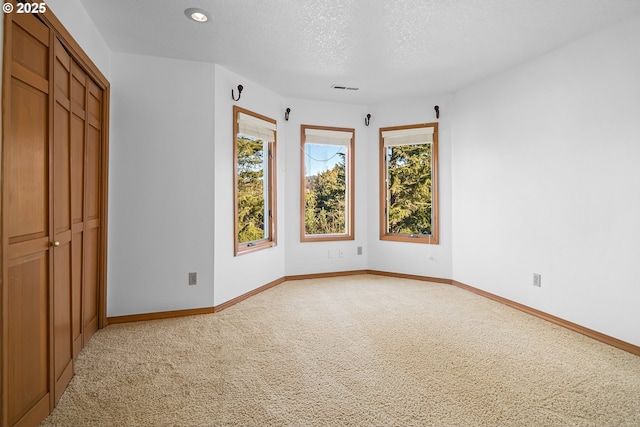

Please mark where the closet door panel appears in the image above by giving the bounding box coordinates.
[6,80,48,243]
[11,16,48,81]
[4,12,52,427]
[83,226,100,339]
[53,41,70,235]
[52,37,74,404]
[7,254,50,426]
[70,62,86,223]
[83,78,102,342]
[71,231,84,355]
[52,241,73,403]
[86,79,101,221]
[70,61,87,356]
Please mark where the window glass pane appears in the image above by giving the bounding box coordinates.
[237,135,267,243]
[233,106,277,255]
[304,143,347,235]
[386,143,433,235]
[301,125,354,242]
[380,122,438,244]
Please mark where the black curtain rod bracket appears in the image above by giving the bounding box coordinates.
[232,84,243,101]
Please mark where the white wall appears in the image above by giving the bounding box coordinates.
[108,52,215,316]
[366,95,454,280]
[45,0,111,79]
[213,65,286,305]
[283,99,370,276]
[452,13,640,346]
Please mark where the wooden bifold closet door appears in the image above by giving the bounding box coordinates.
[2,8,109,427]
[3,12,52,427]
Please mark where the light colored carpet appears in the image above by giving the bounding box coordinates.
[42,275,640,426]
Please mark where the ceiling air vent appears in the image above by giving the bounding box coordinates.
[331,84,359,91]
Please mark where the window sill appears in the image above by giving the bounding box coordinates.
[301,234,354,243]
[380,233,439,245]
[235,240,276,256]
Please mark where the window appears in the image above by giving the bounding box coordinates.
[234,106,277,255]
[301,125,355,241]
[379,123,439,244]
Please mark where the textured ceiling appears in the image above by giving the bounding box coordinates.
[79,0,640,103]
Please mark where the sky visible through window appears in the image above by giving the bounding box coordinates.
[305,144,345,176]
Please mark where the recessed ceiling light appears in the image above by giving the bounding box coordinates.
[185,8,210,23]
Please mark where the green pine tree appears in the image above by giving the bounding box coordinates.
[304,154,346,235]
[387,145,432,235]
[237,137,266,243]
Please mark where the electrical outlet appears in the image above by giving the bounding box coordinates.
[189,272,197,286]
[338,249,345,258]
[357,246,363,255]
[533,273,541,288]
